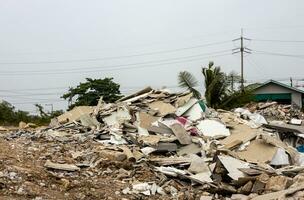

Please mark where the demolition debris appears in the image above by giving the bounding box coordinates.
[1,88,304,199]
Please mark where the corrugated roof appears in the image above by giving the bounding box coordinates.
[254,79,304,94]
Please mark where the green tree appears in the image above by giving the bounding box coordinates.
[35,104,48,117]
[62,78,123,109]
[0,101,16,124]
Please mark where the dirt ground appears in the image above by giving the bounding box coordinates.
[0,135,165,200]
[0,128,206,200]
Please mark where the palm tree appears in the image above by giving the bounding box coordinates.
[202,61,228,108]
[178,61,252,109]
[178,71,201,99]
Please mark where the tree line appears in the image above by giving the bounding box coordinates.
[0,61,253,125]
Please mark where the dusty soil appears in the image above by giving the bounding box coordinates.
[0,135,174,200]
[0,132,207,200]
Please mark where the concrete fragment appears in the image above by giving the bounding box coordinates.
[149,101,176,116]
[118,86,152,102]
[177,143,201,156]
[138,135,161,146]
[240,181,253,194]
[237,140,277,163]
[44,160,80,172]
[183,101,205,121]
[155,166,187,177]
[231,194,249,200]
[251,173,269,194]
[79,113,100,127]
[251,183,304,200]
[217,155,250,180]
[147,125,174,135]
[188,155,209,174]
[270,148,290,166]
[137,112,159,129]
[189,171,213,183]
[290,118,302,125]
[175,93,193,107]
[140,147,157,155]
[170,123,192,145]
[57,106,94,123]
[153,142,177,152]
[197,120,230,137]
[265,176,292,192]
[199,196,212,200]
[103,105,131,127]
[119,146,136,162]
[175,98,197,116]
[19,121,27,129]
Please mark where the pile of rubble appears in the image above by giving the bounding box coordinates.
[1,87,304,199]
[246,101,304,121]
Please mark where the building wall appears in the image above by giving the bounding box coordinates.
[253,83,302,108]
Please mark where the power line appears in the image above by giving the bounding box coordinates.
[252,50,304,59]
[0,52,232,76]
[0,85,181,97]
[0,29,238,56]
[0,49,231,73]
[9,100,66,105]
[0,40,231,65]
[0,84,181,94]
[0,93,62,97]
[251,39,304,43]
[0,86,69,92]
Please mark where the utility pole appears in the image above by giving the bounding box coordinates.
[290,77,293,87]
[233,29,251,92]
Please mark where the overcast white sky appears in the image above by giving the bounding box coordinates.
[1,0,304,113]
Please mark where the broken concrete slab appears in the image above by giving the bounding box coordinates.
[251,173,269,194]
[188,155,210,174]
[57,106,94,123]
[175,98,197,116]
[237,140,278,163]
[217,155,250,180]
[138,135,161,146]
[175,92,193,107]
[197,119,230,137]
[265,176,292,192]
[177,143,201,156]
[79,113,100,127]
[183,101,205,121]
[270,148,290,166]
[103,105,131,127]
[251,183,304,200]
[170,123,192,145]
[220,124,258,146]
[147,125,174,135]
[153,142,177,152]
[137,112,159,129]
[189,171,213,183]
[148,101,176,116]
